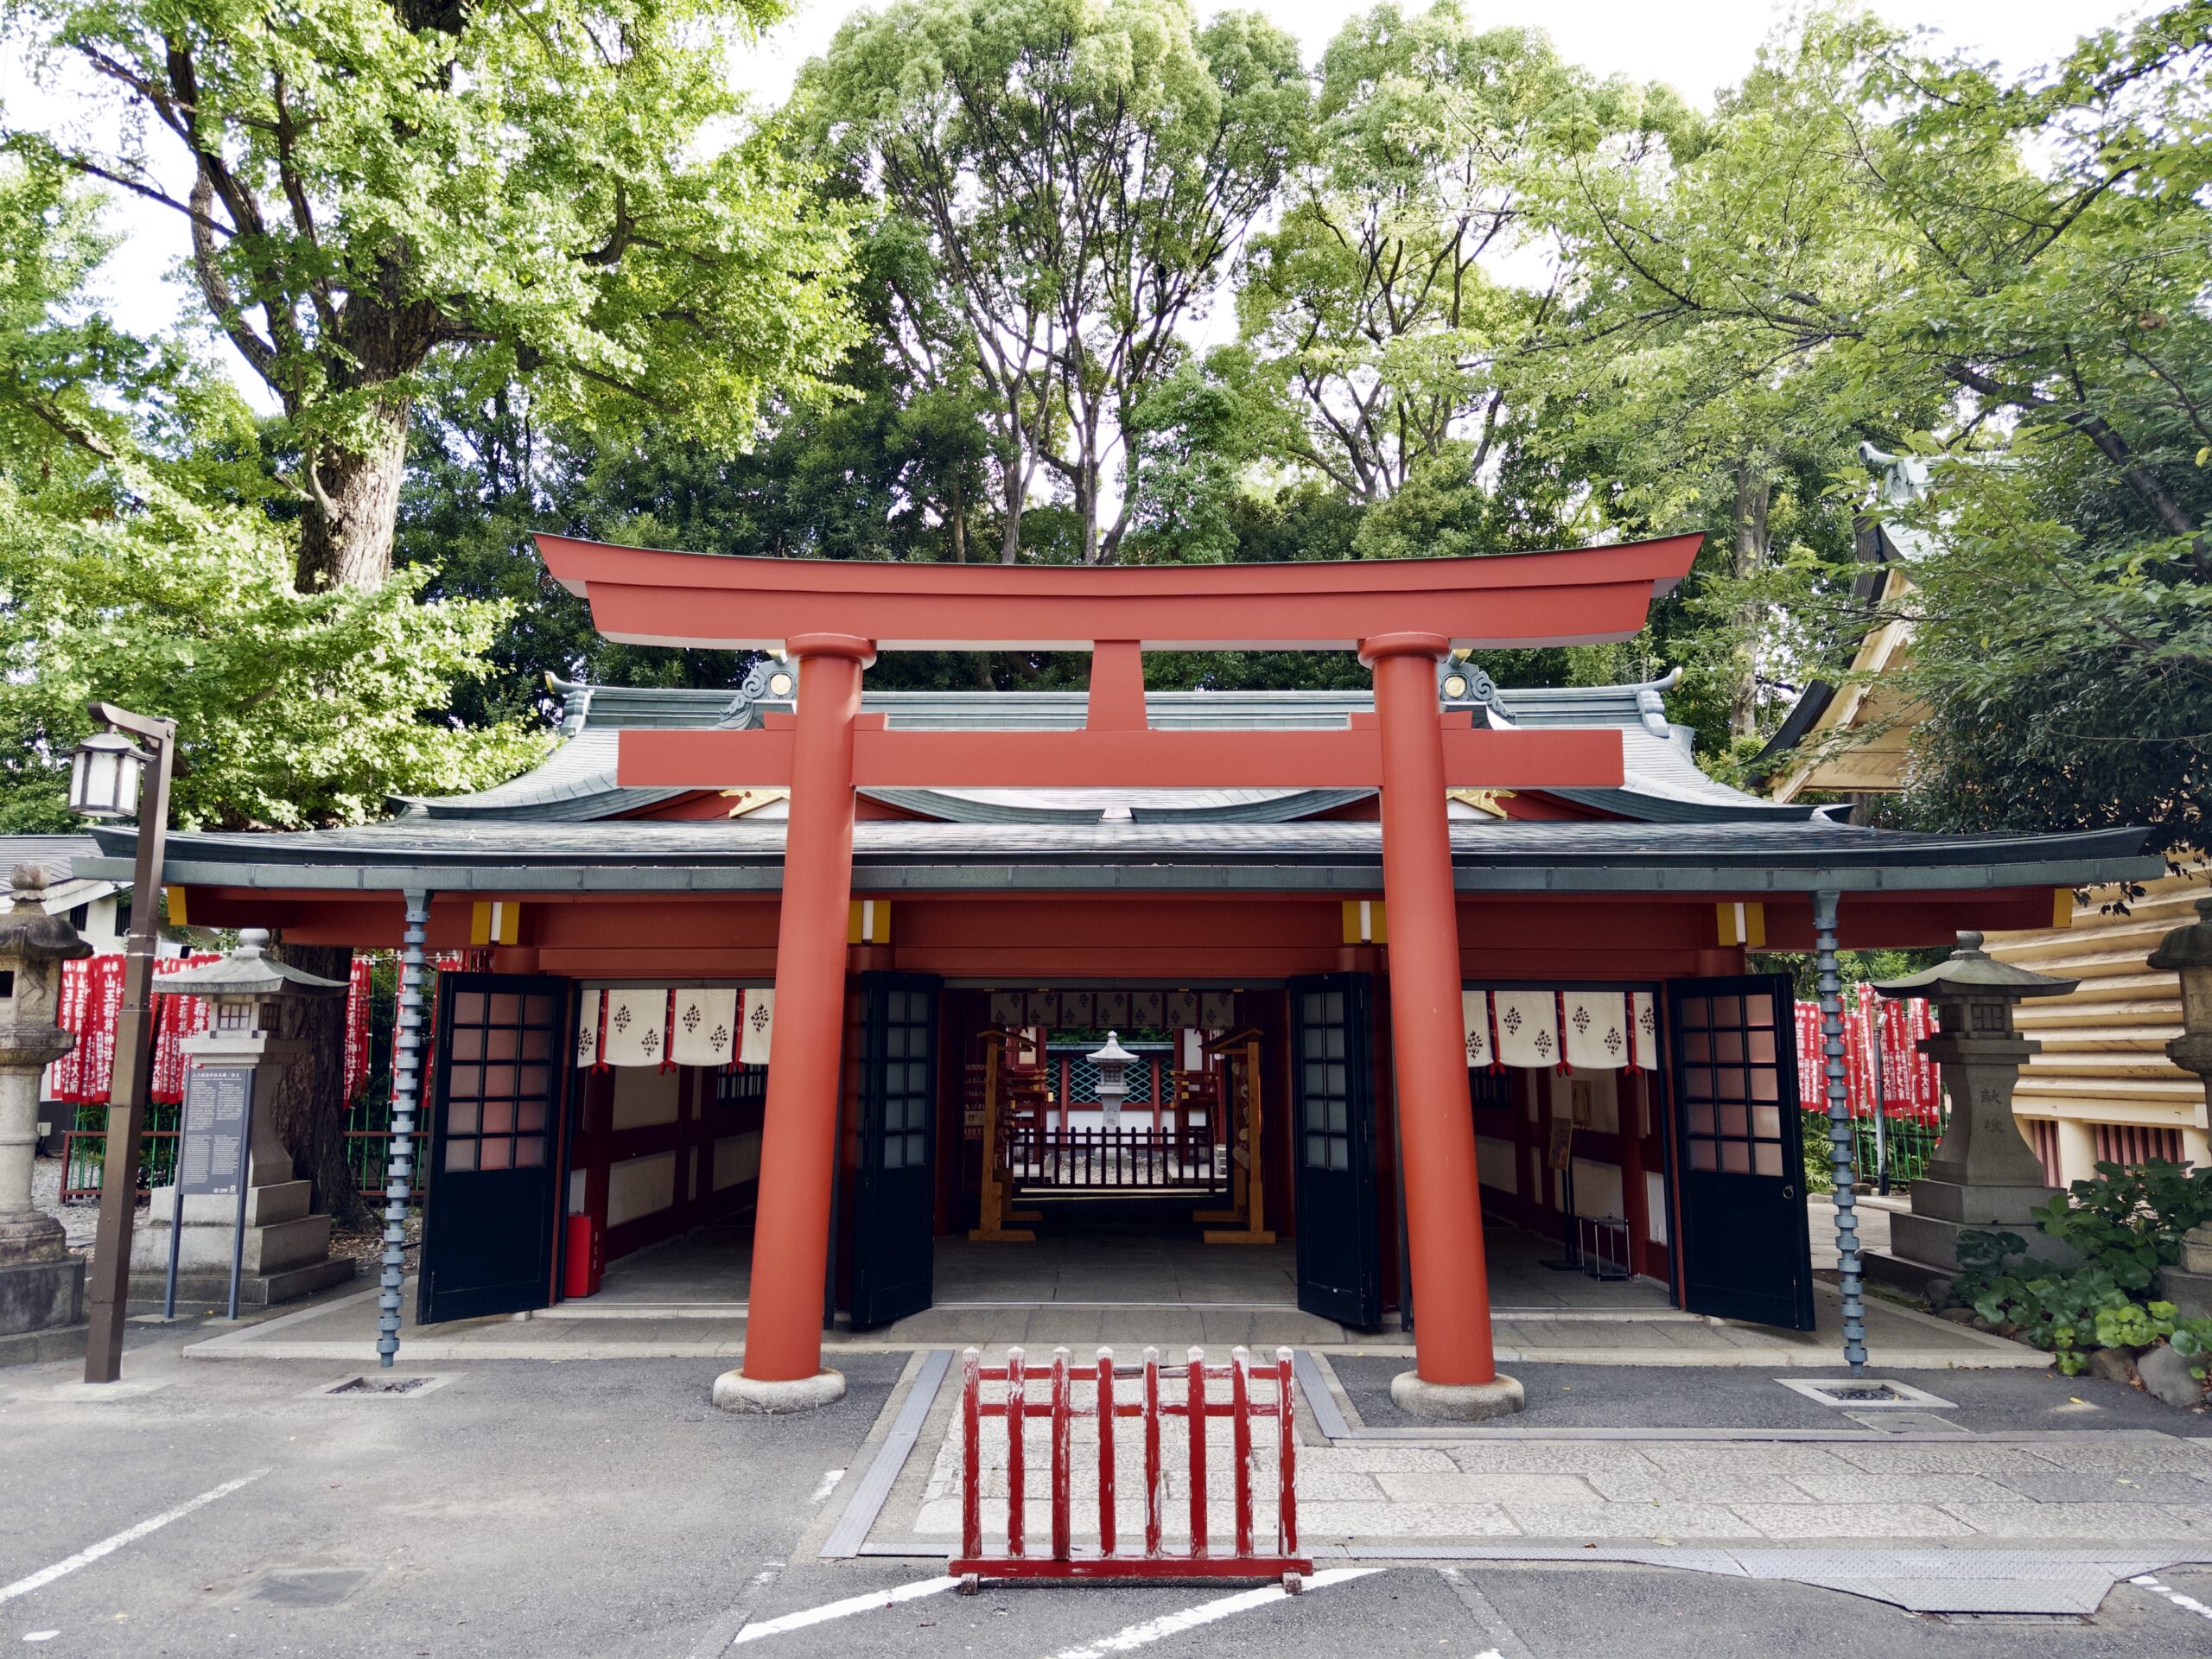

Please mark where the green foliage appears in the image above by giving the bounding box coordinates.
[0,156,541,830]
[792,0,1309,564]
[2165,1319,2212,1381]
[2035,1159,2212,1277]
[1955,1159,2212,1373]
[9,0,856,585]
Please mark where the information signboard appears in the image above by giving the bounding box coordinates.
[176,1067,253,1197]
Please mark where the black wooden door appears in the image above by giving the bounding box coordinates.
[419,973,569,1325]
[1290,973,1382,1330]
[849,972,940,1330]
[1666,974,1815,1330]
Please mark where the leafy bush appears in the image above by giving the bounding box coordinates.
[2031,1160,2212,1279]
[2165,1319,2212,1381]
[1953,1161,2212,1375]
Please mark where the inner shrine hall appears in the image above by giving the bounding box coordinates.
[86,537,2158,1417]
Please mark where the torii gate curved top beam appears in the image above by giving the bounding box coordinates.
[535,532,1703,652]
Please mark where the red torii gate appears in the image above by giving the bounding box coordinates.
[538,532,1702,1417]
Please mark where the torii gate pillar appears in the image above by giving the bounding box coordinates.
[715,632,872,1414]
[1364,634,1522,1420]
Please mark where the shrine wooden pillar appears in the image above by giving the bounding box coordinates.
[720,632,872,1412]
[1363,632,1522,1419]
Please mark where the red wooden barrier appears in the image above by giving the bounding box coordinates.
[951,1343,1309,1587]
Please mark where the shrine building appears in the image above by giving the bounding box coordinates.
[86,537,2159,1417]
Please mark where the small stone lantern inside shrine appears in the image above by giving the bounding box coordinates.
[1873,931,2081,1278]
[1089,1031,1136,1132]
[0,866,92,1357]
[129,929,357,1306]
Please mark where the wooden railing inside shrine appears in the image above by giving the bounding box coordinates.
[1006,1125,1224,1195]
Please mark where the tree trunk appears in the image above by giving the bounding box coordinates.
[1000,468,1023,564]
[296,399,412,593]
[1730,462,1771,741]
[266,940,372,1231]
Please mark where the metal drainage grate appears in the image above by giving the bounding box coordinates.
[316,1375,448,1398]
[1777,1376,1958,1411]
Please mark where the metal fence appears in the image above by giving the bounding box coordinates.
[1799,1107,1946,1192]
[59,1094,419,1205]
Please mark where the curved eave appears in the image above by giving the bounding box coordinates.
[86,823,2161,899]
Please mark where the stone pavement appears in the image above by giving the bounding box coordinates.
[849,1351,2212,1557]
[176,1223,2033,1369]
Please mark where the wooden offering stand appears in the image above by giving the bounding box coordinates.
[969,1030,1045,1242]
[1193,1027,1274,1244]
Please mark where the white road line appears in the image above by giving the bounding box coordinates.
[0,1470,270,1605]
[1047,1567,1382,1659]
[808,1469,846,1504]
[728,1573,959,1645]
[2132,1574,2212,1623]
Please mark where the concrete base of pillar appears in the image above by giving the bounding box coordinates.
[126,1255,355,1310]
[1389,1370,1525,1422]
[713,1368,847,1414]
[128,1179,347,1307]
[1886,1211,2080,1278]
[0,1320,86,1367]
[0,1251,85,1351]
[2158,1266,2212,1321]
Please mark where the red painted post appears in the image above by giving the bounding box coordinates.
[1007,1346,1027,1559]
[1185,1348,1208,1556]
[1151,1059,1162,1131]
[1051,1348,1072,1562]
[961,1348,982,1563]
[1230,1347,1254,1559]
[1362,632,1499,1388]
[1275,1347,1298,1556]
[1143,1347,1163,1557]
[1059,1058,1071,1135]
[740,632,872,1388]
[1096,1347,1117,1556]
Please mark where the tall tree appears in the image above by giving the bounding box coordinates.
[9,0,856,593]
[0,157,537,1220]
[791,0,1308,563]
[1526,11,1911,754]
[1231,6,1616,514]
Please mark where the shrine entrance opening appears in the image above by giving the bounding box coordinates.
[893,984,1312,1327]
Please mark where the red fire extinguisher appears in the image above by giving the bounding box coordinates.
[564,1212,603,1300]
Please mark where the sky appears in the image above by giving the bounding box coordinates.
[0,0,2150,395]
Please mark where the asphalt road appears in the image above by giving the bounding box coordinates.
[5,1344,2212,1658]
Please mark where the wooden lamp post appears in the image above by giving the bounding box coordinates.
[70,703,177,1383]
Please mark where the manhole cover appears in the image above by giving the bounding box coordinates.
[253,1568,376,1607]
[1777,1376,1957,1410]
[321,1375,443,1396]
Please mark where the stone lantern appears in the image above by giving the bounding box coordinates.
[2150,895,2212,1315]
[1089,1031,1135,1132]
[0,866,92,1362]
[128,930,356,1307]
[1872,931,2082,1281]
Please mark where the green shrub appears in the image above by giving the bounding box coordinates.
[1952,1160,2212,1374]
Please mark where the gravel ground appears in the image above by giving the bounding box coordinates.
[29,1154,101,1253]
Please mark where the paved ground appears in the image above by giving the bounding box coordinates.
[6,1333,2212,1656]
[179,1223,2030,1370]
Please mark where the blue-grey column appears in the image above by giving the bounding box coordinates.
[1812,890,1868,1374]
[378,890,430,1368]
